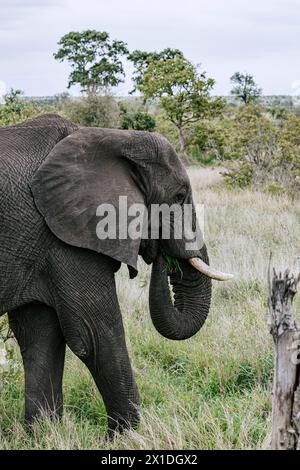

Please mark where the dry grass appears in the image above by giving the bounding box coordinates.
[188,167,225,189]
[0,167,299,449]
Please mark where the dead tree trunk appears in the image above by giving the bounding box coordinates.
[268,268,300,450]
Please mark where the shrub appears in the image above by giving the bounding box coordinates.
[0,89,46,127]
[65,94,121,128]
[277,114,300,193]
[189,119,232,165]
[121,110,156,131]
[222,105,300,194]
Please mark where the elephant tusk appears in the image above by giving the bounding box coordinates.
[189,258,234,281]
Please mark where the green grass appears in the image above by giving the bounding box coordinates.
[0,168,299,449]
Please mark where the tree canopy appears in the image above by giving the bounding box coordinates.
[54,30,129,95]
[128,48,184,94]
[136,55,224,156]
[230,72,262,104]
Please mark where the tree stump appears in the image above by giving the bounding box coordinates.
[268,268,300,450]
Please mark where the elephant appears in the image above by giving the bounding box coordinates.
[0,114,232,437]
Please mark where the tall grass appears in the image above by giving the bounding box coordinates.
[0,168,299,449]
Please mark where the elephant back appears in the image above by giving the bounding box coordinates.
[0,114,78,178]
[0,114,78,314]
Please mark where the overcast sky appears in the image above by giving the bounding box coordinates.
[0,0,299,97]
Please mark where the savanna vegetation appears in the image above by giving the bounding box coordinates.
[0,29,299,449]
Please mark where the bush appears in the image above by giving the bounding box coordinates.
[121,110,156,132]
[188,119,232,165]
[65,94,121,128]
[222,105,300,194]
[277,114,300,193]
[0,89,46,127]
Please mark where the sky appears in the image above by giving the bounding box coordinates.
[0,0,299,97]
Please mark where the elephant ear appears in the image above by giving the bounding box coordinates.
[30,128,147,276]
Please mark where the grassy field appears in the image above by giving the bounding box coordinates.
[0,168,299,450]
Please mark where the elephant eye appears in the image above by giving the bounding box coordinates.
[174,192,186,204]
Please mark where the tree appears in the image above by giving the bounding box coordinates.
[136,55,224,157]
[4,88,23,105]
[54,30,128,95]
[128,48,184,95]
[230,72,262,104]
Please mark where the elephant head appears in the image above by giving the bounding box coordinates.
[31,127,232,341]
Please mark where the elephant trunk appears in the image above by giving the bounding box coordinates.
[149,254,212,341]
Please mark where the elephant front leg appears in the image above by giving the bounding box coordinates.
[85,325,140,438]
[57,300,140,437]
[50,254,140,437]
[8,304,66,425]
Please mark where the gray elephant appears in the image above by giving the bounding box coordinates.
[0,114,231,437]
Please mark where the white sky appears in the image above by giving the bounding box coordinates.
[0,0,299,96]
